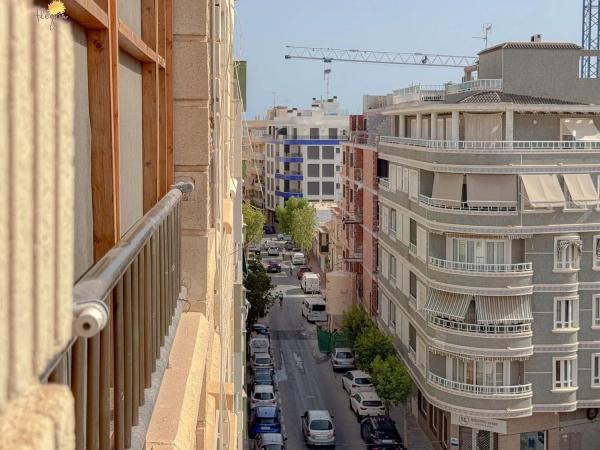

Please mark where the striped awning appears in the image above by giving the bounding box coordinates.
[475,295,533,325]
[424,289,472,321]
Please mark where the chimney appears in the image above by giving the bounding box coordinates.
[530,34,542,43]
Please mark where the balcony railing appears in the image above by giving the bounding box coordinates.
[429,257,532,273]
[429,316,532,335]
[445,79,503,95]
[393,85,445,104]
[380,136,600,152]
[45,182,192,450]
[378,177,390,190]
[419,195,518,214]
[350,131,379,146]
[409,242,417,254]
[429,373,532,396]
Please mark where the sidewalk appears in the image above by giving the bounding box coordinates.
[389,403,434,450]
[307,253,327,289]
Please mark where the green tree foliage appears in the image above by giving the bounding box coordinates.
[340,305,373,347]
[243,202,265,247]
[370,355,412,414]
[290,206,316,252]
[353,327,396,372]
[244,259,274,327]
[275,197,311,234]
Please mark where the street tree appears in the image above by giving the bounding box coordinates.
[243,202,265,247]
[290,205,316,252]
[244,259,274,327]
[275,197,311,234]
[353,327,396,372]
[340,305,373,347]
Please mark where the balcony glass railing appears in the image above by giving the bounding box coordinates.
[419,195,518,214]
[428,373,532,396]
[393,85,445,104]
[380,136,600,152]
[445,79,503,95]
[429,257,532,273]
[429,316,532,335]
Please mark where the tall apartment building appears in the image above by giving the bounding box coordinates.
[0,0,244,449]
[242,120,268,208]
[263,98,348,221]
[369,40,600,450]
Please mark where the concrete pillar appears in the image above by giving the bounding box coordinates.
[416,113,422,139]
[398,114,406,137]
[505,109,514,141]
[451,111,460,142]
[430,112,438,140]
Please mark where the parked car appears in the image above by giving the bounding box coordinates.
[253,432,286,450]
[284,241,294,251]
[350,391,386,419]
[276,234,284,240]
[266,261,282,273]
[301,296,327,323]
[249,407,282,438]
[330,348,355,371]
[250,385,277,409]
[301,410,335,447]
[267,247,280,256]
[251,352,274,372]
[301,273,321,294]
[342,370,375,395]
[248,244,262,255]
[360,416,404,449]
[249,337,270,357]
[291,252,305,265]
[264,224,276,234]
[283,234,293,242]
[297,266,312,280]
[252,369,275,387]
[251,324,270,338]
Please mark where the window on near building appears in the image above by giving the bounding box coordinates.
[417,227,427,261]
[593,354,600,387]
[452,238,506,265]
[594,236,600,269]
[307,146,320,159]
[322,164,335,177]
[390,209,397,233]
[409,324,416,353]
[554,296,578,330]
[554,237,582,270]
[310,128,320,139]
[554,358,576,389]
[593,294,600,328]
[336,165,341,172]
[389,301,396,328]
[322,146,335,159]
[418,390,428,417]
[408,169,419,200]
[336,183,340,189]
[389,255,397,283]
[328,128,338,139]
[336,147,340,153]
[322,182,335,196]
[409,271,417,299]
[307,182,320,195]
[402,167,409,193]
[307,164,320,177]
[292,128,298,139]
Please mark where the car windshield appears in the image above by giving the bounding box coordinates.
[355,377,372,385]
[255,373,272,380]
[310,419,333,430]
[336,352,353,358]
[255,357,271,364]
[363,400,383,407]
[262,445,282,450]
[254,392,274,400]
[312,304,326,312]
[256,417,277,424]
[251,340,268,348]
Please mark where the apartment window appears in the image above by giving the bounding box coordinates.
[594,236,600,269]
[593,294,600,328]
[307,182,320,195]
[452,239,506,265]
[408,169,419,200]
[307,164,320,177]
[418,390,428,417]
[409,324,416,353]
[307,146,320,159]
[292,127,298,139]
[322,164,335,177]
[417,281,426,312]
[322,182,335,196]
[310,128,320,139]
[336,165,341,172]
[451,359,507,387]
[389,255,397,283]
[593,354,600,387]
[402,167,409,193]
[554,237,582,270]
[322,146,335,159]
[395,166,403,192]
[417,227,427,261]
[553,358,576,390]
[390,209,397,233]
[409,271,417,299]
[328,128,338,139]
[389,301,397,328]
[554,296,578,330]
[336,183,340,189]
[336,147,340,153]
[380,205,389,233]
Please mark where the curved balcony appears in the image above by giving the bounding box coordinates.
[429,316,531,336]
[275,190,303,199]
[429,257,532,274]
[428,373,532,398]
[275,172,303,181]
[419,195,518,215]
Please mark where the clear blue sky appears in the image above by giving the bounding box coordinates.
[234,0,581,119]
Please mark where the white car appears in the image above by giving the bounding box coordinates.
[251,352,274,373]
[342,370,375,396]
[249,337,270,357]
[250,385,277,409]
[301,410,335,447]
[349,391,386,419]
[330,348,355,371]
[267,247,280,256]
[253,433,286,450]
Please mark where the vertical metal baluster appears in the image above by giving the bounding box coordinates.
[152,234,159,361]
[177,203,181,300]
[167,211,173,321]
[114,278,125,450]
[124,267,133,447]
[71,337,86,450]
[139,247,147,399]
[99,293,112,450]
[86,333,100,450]
[145,242,153,382]
[132,257,140,424]
[160,223,166,346]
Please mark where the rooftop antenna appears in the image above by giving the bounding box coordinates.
[473,23,493,49]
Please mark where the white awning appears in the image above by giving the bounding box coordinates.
[424,289,472,321]
[563,174,598,206]
[521,174,566,208]
[475,295,533,324]
[432,173,463,206]
[561,118,600,141]
[466,174,517,207]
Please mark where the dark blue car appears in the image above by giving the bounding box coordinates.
[249,406,282,438]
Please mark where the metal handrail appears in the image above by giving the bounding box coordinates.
[419,194,518,213]
[380,136,600,152]
[445,79,502,95]
[428,373,532,395]
[429,256,532,273]
[429,315,532,334]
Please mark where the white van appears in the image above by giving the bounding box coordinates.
[301,297,327,323]
[301,273,320,294]
[291,252,305,265]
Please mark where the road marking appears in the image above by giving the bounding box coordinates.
[292,352,305,373]
[275,348,288,382]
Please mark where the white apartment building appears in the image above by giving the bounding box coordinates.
[263,98,348,220]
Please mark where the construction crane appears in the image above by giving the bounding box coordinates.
[582,0,600,78]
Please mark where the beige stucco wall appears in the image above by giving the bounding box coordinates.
[0,1,76,448]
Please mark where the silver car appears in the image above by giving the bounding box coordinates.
[301,410,335,447]
[330,347,355,371]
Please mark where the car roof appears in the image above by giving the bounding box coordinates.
[255,406,277,417]
[254,384,274,393]
[307,410,332,420]
[304,296,325,305]
[357,391,381,401]
[334,347,352,353]
[347,370,370,378]
[259,433,284,444]
[293,252,304,256]
[250,336,269,342]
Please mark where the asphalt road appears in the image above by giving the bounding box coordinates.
[261,254,367,449]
